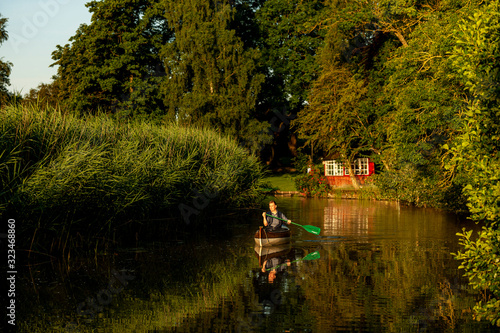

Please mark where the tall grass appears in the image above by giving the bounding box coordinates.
[0,104,266,245]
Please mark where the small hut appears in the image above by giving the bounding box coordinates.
[323,158,375,187]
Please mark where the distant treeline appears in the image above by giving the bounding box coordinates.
[1,0,500,325]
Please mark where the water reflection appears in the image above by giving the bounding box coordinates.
[323,200,378,236]
[254,245,321,285]
[18,198,499,332]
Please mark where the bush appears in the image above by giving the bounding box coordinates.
[291,151,310,173]
[373,165,444,207]
[294,165,330,197]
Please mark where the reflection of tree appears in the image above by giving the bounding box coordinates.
[296,242,479,332]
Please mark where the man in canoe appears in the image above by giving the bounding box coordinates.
[262,200,291,231]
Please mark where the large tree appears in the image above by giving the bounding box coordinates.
[52,0,170,117]
[255,0,325,112]
[253,0,326,165]
[294,0,395,187]
[0,14,12,105]
[448,0,500,326]
[161,0,269,153]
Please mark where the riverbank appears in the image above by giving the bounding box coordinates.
[263,172,378,199]
[0,104,266,250]
[269,189,365,199]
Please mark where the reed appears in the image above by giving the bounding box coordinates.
[1,104,266,246]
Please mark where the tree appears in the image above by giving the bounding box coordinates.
[253,0,326,165]
[0,14,12,105]
[294,0,394,188]
[51,0,170,117]
[23,81,61,108]
[161,0,269,153]
[448,0,500,326]
[295,0,470,204]
[255,0,325,112]
[382,0,464,167]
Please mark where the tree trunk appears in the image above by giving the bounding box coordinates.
[345,159,361,189]
[370,147,391,171]
[288,134,298,157]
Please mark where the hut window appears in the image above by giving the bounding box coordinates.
[325,160,344,176]
[345,158,369,175]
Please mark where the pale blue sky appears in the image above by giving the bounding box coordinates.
[0,0,92,93]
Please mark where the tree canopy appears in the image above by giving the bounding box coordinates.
[51,0,170,117]
[160,0,268,153]
[448,0,500,324]
[0,14,12,104]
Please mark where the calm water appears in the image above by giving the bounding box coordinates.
[20,197,498,332]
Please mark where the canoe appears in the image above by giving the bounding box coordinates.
[254,226,291,247]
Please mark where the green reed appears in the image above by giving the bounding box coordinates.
[1,104,266,245]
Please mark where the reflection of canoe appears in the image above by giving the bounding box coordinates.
[254,244,291,266]
[254,226,291,247]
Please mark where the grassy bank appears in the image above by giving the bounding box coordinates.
[262,173,298,192]
[0,104,266,248]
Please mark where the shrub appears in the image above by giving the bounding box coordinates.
[294,165,330,197]
[373,165,444,207]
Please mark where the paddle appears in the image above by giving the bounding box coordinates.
[265,213,321,235]
[266,251,321,271]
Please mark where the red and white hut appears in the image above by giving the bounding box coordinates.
[322,158,375,187]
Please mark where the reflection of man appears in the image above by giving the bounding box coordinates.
[262,257,291,283]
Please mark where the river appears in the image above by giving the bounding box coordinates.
[19,197,497,332]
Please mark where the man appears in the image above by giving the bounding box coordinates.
[262,200,291,231]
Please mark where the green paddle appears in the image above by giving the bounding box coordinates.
[266,251,321,271]
[265,213,321,235]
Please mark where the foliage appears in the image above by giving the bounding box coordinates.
[294,166,329,197]
[382,0,465,173]
[51,0,272,154]
[243,0,327,164]
[292,151,311,173]
[454,228,500,326]
[0,104,266,244]
[373,165,444,207]
[447,0,500,326]
[255,0,326,112]
[23,81,62,108]
[161,0,269,154]
[0,14,12,105]
[51,0,170,117]
[295,0,469,197]
[293,1,395,187]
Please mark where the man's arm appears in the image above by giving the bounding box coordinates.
[280,212,292,225]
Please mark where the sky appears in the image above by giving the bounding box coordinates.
[0,0,92,94]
